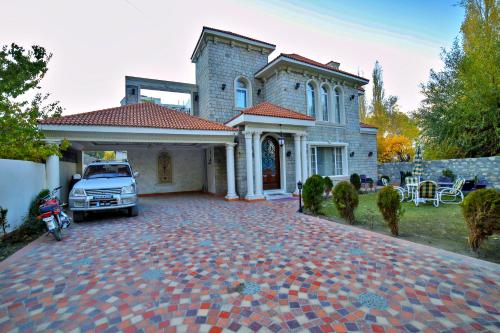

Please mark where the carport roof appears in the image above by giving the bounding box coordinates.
[40,103,236,131]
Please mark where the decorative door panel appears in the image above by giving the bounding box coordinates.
[262,136,280,190]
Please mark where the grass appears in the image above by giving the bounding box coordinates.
[320,192,500,263]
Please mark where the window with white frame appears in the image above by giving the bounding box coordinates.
[310,146,345,176]
[334,87,343,123]
[321,85,329,122]
[306,82,316,119]
[235,78,249,108]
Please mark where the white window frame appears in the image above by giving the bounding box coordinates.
[308,142,348,178]
[234,76,252,109]
[320,84,330,122]
[306,80,319,120]
[333,86,345,124]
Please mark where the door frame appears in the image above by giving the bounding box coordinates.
[260,133,287,194]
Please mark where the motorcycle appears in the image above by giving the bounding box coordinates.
[37,186,71,241]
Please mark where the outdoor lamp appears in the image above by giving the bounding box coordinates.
[295,82,300,90]
[350,151,355,157]
[221,83,226,91]
[368,151,373,157]
[278,136,285,147]
[297,181,303,213]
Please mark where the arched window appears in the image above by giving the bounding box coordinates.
[234,77,252,109]
[334,87,343,123]
[306,82,316,118]
[321,85,329,122]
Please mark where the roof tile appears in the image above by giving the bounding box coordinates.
[40,103,236,131]
[226,102,315,123]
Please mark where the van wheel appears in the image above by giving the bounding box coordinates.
[54,229,62,241]
[128,206,139,217]
[73,212,84,222]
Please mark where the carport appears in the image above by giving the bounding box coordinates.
[39,103,238,200]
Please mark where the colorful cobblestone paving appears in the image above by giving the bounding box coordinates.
[0,194,499,333]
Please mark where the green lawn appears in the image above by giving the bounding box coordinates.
[320,192,500,263]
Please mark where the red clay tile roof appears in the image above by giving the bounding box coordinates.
[40,103,236,131]
[270,53,369,82]
[360,122,378,129]
[226,102,315,123]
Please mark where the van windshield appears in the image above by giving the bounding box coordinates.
[84,164,131,179]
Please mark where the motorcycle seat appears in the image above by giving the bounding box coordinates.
[40,204,58,214]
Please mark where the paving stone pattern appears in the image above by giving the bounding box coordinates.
[0,195,499,333]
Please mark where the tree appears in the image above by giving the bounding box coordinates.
[103,151,116,160]
[0,43,67,162]
[415,0,499,158]
[364,61,419,162]
[378,135,414,162]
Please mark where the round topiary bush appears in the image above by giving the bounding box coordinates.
[461,189,500,252]
[350,173,361,191]
[332,181,359,224]
[302,175,325,215]
[323,176,333,196]
[377,186,404,236]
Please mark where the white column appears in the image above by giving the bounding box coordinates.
[294,133,302,194]
[244,131,255,199]
[301,135,308,182]
[225,143,238,200]
[46,154,60,191]
[253,131,263,198]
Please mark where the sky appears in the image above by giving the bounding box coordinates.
[1,0,464,115]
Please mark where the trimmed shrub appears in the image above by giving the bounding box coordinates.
[302,175,325,215]
[323,176,333,196]
[461,189,500,252]
[377,186,404,236]
[350,173,361,191]
[332,181,359,224]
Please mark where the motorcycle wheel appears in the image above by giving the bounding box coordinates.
[53,228,62,241]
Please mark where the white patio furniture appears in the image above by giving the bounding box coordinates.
[414,180,439,207]
[438,177,465,204]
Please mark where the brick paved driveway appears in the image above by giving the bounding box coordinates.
[1,194,499,333]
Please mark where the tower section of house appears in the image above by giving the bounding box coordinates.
[191,27,276,124]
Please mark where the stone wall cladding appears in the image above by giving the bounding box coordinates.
[265,71,378,180]
[213,146,228,195]
[235,132,247,197]
[378,156,500,189]
[197,41,268,124]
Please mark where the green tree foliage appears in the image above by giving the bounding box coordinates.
[302,175,325,215]
[415,0,499,159]
[0,43,68,162]
[461,188,500,252]
[377,186,404,236]
[332,181,359,224]
[364,61,419,162]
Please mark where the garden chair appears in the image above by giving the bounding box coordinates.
[414,180,439,207]
[405,176,420,201]
[438,177,465,204]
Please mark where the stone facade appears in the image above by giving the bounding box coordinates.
[192,28,377,198]
[378,156,500,189]
[195,39,268,124]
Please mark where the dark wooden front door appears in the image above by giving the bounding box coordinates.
[262,136,280,190]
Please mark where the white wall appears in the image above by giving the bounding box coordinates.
[0,159,46,232]
[127,148,204,194]
[59,161,77,201]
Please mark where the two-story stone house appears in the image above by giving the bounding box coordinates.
[40,27,377,201]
